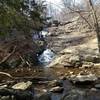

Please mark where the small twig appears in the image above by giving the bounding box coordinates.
[19,56,31,67]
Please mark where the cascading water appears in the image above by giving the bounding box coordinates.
[38,49,55,65]
[32,30,55,66]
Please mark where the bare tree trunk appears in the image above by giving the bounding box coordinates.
[88,0,100,52]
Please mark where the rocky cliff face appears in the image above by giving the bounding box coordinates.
[47,17,98,54]
[47,17,99,68]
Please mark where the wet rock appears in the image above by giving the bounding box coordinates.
[95,84,100,89]
[61,89,86,100]
[0,96,11,100]
[34,88,47,93]
[35,93,51,100]
[0,96,15,100]
[47,55,67,68]
[61,88,100,100]
[70,73,97,84]
[90,88,97,92]
[0,88,34,100]
[0,88,14,96]
[12,81,32,90]
[14,90,33,100]
[48,80,63,87]
[50,86,64,93]
[0,85,7,89]
[59,76,67,80]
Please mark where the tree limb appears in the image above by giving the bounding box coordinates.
[0,72,13,79]
[0,46,16,65]
[66,6,92,28]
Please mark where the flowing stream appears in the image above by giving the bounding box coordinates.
[34,30,100,100]
[38,49,55,66]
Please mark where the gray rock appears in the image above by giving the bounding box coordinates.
[70,73,97,84]
[69,55,80,62]
[61,89,86,100]
[0,96,14,100]
[84,55,94,62]
[68,55,82,67]
[59,76,67,80]
[14,90,33,100]
[90,88,97,92]
[61,88,100,100]
[35,93,51,100]
[48,80,63,87]
[0,85,7,89]
[50,86,64,93]
[95,84,100,89]
[12,81,32,90]
[0,96,10,100]
[84,54,100,63]
[81,62,94,68]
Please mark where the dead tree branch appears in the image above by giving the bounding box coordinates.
[19,56,31,67]
[0,72,13,79]
[0,46,16,65]
[66,6,92,28]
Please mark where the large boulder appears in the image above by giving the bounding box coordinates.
[61,89,86,100]
[70,73,97,84]
[12,81,32,90]
[47,53,82,68]
[61,88,100,100]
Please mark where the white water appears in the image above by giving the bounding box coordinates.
[38,49,55,65]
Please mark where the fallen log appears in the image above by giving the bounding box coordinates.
[0,71,49,80]
[14,76,50,83]
[0,72,13,79]
[0,46,16,65]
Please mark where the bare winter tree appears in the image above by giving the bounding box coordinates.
[88,0,100,52]
[62,0,100,52]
